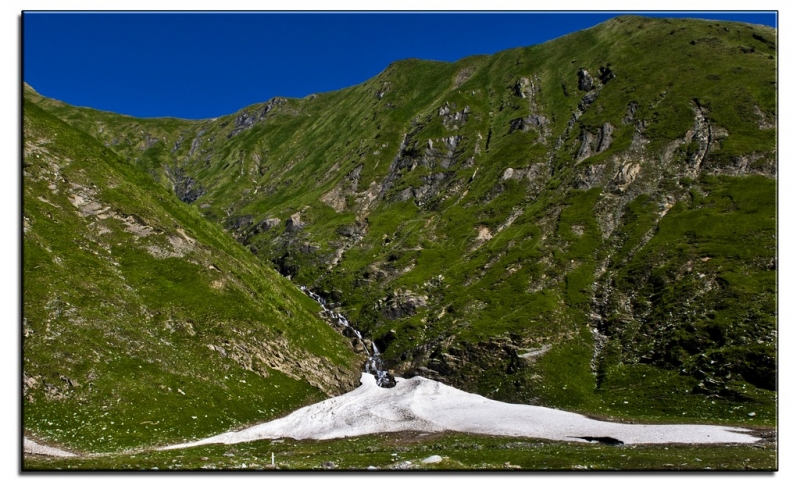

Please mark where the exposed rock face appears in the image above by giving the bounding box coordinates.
[437,135,462,155]
[227,97,287,139]
[227,215,283,246]
[393,335,540,403]
[454,66,476,87]
[684,101,713,176]
[285,213,306,232]
[227,215,254,231]
[708,152,777,177]
[515,76,534,98]
[143,134,160,150]
[336,223,366,239]
[577,68,594,91]
[573,163,607,189]
[188,130,205,157]
[379,133,463,205]
[622,101,639,125]
[499,164,546,185]
[577,90,598,111]
[321,165,363,213]
[331,222,370,267]
[576,122,615,161]
[754,105,776,130]
[509,115,549,134]
[257,217,281,232]
[612,162,641,192]
[167,166,205,203]
[375,81,392,99]
[596,122,614,153]
[509,75,552,143]
[438,102,471,130]
[379,290,428,321]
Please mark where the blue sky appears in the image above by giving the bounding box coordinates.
[22,11,777,120]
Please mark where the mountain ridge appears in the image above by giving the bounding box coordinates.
[23,15,777,460]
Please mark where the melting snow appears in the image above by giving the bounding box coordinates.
[163,373,758,450]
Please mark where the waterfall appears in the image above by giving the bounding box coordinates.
[299,286,396,388]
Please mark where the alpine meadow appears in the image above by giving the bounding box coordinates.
[22,15,777,470]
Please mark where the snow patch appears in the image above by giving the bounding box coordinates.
[163,373,758,450]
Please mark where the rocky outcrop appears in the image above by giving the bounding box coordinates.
[622,101,638,125]
[499,163,546,184]
[508,115,549,134]
[228,216,282,246]
[551,85,604,171]
[227,97,287,139]
[577,90,599,111]
[285,213,306,233]
[611,162,641,192]
[754,105,776,130]
[705,151,777,177]
[514,76,534,99]
[188,130,205,158]
[143,134,160,150]
[321,165,363,213]
[596,123,615,153]
[378,290,428,321]
[576,122,614,161]
[380,133,462,205]
[577,68,594,91]
[166,165,205,204]
[509,75,551,143]
[329,221,369,267]
[454,66,476,87]
[375,81,392,99]
[438,102,470,130]
[573,163,608,189]
[427,135,462,159]
[227,214,254,231]
[392,335,539,403]
[256,217,281,233]
[684,101,713,176]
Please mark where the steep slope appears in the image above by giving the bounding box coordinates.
[22,96,361,453]
[28,15,777,426]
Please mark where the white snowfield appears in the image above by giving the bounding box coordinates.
[163,373,759,450]
[24,437,76,457]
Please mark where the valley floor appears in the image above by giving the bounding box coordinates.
[24,374,775,470]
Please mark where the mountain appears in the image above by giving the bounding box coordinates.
[22,87,361,453]
[23,15,777,455]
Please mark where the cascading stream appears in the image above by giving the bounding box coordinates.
[300,286,396,388]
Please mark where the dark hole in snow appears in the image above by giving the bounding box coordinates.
[576,436,624,446]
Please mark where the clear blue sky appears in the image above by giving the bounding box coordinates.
[22,11,777,120]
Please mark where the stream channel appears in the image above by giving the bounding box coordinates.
[300,286,397,388]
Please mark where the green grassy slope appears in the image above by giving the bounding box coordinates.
[23,98,361,454]
[27,15,776,437]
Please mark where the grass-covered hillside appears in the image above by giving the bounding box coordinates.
[25,14,777,458]
[22,92,361,454]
